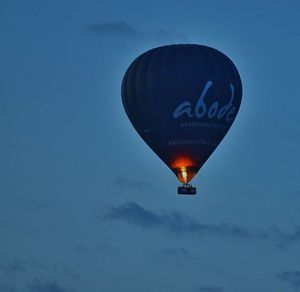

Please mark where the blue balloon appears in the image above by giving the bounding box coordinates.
[122,44,242,187]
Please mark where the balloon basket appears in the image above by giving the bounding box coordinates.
[177,184,197,195]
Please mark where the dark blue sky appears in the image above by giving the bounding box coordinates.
[1,1,300,291]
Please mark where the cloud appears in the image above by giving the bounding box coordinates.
[271,226,300,248]
[149,247,195,266]
[99,202,300,248]
[151,28,187,42]
[76,243,107,252]
[277,271,300,289]
[0,282,15,292]
[28,200,50,209]
[100,202,161,229]
[196,286,224,292]
[115,177,152,190]
[99,202,251,239]
[157,247,194,264]
[0,259,26,278]
[99,202,300,247]
[85,21,143,40]
[0,258,82,292]
[84,21,187,43]
[27,279,75,292]
[160,247,192,259]
[61,267,80,281]
[76,243,115,254]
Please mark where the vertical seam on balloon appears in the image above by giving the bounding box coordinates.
[133,51,152,130]
[123,54,143,128]
[126,53,147,127]
[157,45,170,129]
[145,47,160,130]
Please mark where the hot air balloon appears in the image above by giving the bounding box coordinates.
[121,44,242,195]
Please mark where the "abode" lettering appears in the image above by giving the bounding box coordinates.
[172,81,236,122]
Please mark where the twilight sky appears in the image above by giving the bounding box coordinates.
[1,0,300,291]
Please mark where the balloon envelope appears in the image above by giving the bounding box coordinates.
[122,44,242,184]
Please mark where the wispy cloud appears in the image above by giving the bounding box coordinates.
[271,226,300,248]
[0,259,26,278]
[151,28,187,42]
[98,202,300,247]
[99,202,251,239]
[27,279,75,292]
[160,247,192,259]
[277,271,300,289]
[115,177,152,190]
[85,21,143,40]
[61,267,80,281]
[84,21,187,43]
[0,258,81,292]
[196,286,224,292]
[100,202,161,229]
[149,247,195,266]
[157,247,194,265]
[0,282,15,292]
[76,243,116,254]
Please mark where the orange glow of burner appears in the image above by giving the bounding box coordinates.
[171,156,198,184]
